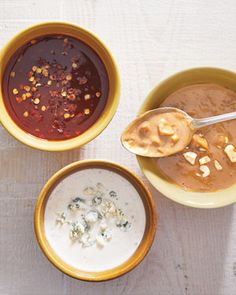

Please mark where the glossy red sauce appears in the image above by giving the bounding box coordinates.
[3,35,109,140]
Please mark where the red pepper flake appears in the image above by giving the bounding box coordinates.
[31,110,43,122]
[67,94,76,101]
[77,76,88,85]
[16,96,23,103]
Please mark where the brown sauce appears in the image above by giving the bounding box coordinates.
[156,83,236,192]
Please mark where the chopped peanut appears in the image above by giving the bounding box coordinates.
[199,165,210,177]
[183,151,197,165]
[151,135,161,146]
[224,144,236,163]
[171,134,179,143]
[192,134,209,150]
[199,156,211,165]
[139,121,150,135]
[216,134,229,148]
[214,160,223,171]
[158,118,174,135]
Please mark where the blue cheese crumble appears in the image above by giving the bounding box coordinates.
[56,182,131,248]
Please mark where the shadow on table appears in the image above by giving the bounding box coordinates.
[136,187,234,295]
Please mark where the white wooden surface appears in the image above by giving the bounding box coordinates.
[0,0,236,294]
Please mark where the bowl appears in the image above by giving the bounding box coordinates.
[34,160,157,281]
[0,22,120,151]
[137,67,236,208]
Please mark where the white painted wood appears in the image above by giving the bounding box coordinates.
[0,0,236,294]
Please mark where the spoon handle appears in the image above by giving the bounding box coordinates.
[192,111,236,129]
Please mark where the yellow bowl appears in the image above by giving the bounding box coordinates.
[0,22,120,151]
[34,160,157,281]
[137,67,236,208]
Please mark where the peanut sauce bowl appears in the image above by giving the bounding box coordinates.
[34,160,157,281]
[137,67,236,208]
[0,22,120,151]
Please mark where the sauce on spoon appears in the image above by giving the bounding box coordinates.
[121,108,194,157]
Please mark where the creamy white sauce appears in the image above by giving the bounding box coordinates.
[44,168,146,272]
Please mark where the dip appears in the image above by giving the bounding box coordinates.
[156,83,236,192]
[44,168,146,272]
[122,109,193,157]
[3,35,109,140]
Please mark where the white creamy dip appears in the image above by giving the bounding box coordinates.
[44,168,146,272]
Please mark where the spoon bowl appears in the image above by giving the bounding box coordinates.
[121,107,194,157]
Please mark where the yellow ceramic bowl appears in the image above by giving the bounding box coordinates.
[0,22,120,151]
[137,67,236,208]
[34,160,157,281]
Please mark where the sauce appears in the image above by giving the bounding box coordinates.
[44,168,146,272]
[3,35,109,140]
[122,109,193,157]
[156,84,236,192]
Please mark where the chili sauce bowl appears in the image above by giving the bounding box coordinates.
[34,160,157,281]
[0,22,120,151]
[137,67,236,208]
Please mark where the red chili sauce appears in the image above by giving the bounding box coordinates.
[2,35,109,140]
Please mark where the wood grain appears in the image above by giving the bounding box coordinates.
[0,0,236,294]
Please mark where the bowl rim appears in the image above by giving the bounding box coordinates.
[0,21,120,151]
[136,66,236,208]
[34,159,157,281]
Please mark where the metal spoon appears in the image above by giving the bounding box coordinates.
[121,107,236,157]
